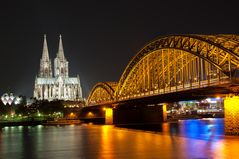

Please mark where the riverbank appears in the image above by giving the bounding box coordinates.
[0,119,83,127]
[0,120,46,127]
[167,113,224,122]
[43,119,82,126]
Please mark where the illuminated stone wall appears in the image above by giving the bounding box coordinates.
[224,95,239,135]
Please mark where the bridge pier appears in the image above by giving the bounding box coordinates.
[105,108,113,124]
[224,94,239,135]
[113,104,166,125]
[163,103,167,122]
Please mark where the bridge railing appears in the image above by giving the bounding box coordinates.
[118,76,231,101]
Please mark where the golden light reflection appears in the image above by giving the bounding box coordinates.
[162,123,170,134]
[224,95,239,135]
[99,125,114,159]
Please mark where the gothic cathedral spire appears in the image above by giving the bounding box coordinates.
[42,34,50,60]
[39,34,52,77]
[34,34,83,101]
[57,34,65,60]
[54,34,69,77]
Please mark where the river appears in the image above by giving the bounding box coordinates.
[0,118,239,159]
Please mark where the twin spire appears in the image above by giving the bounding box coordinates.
[42,34,65,61]
[39,34,68,78]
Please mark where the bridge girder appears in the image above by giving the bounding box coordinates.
[87,82,117,106]
[116,34,239,99]
[87,34,239,105]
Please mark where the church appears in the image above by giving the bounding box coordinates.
[33,35,83,101]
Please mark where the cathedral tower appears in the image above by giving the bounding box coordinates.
[34,35,83,101]
[39,35,52,77]
[54,35,69,77]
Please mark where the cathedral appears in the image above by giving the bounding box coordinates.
[33,35,83,101]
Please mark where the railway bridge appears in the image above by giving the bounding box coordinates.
[82,34,239,135]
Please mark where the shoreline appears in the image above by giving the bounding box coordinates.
[0,119,82,127]
[0,120,45,127]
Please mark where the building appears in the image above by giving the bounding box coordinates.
[33,35,83,101]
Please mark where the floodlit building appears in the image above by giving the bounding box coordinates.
[33,35,82,101]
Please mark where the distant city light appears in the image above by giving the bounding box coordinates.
[14,97,22,105]
[206,98,211,103]
[1,93,22,105]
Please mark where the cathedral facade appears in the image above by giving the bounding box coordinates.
[33,35,83,101]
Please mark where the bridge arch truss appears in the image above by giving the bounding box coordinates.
[116,34,239,100]
[87,82,118,106]
[87,34,239,104]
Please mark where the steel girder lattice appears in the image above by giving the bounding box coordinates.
[87,34,239,105]
[87,82,117,106]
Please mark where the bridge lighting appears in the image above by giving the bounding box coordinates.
[105,108,113,124]
[216,96,221,100]
[87,112,94,117]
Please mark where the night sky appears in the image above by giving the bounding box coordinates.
[0,0,238,98]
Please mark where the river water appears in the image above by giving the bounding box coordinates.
[0,119,239,159]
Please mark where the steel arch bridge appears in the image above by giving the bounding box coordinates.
[87,82,118,106]
[87,34,239,106]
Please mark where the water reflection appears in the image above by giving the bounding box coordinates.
[178,118,224,140]
[117,118,224,140]
[0,119,239,159]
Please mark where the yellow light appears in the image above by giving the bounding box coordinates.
[162,103,167,122]
[224,95,239,135]
[87,112,94,118]
[105,108,113,125]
